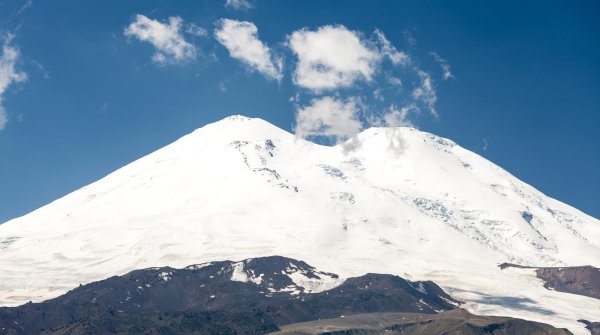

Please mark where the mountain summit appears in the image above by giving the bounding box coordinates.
[1,116,599,333]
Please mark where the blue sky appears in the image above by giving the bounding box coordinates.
[0,0,599,222]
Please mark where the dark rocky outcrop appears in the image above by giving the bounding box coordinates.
[0,257,572,335]
[0,256,456,334]
[499,263,600,300]
[578,320,600,335]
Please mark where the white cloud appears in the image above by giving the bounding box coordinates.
[0,36,27,131]
[288,25,380,91]
[375,30,409,66]
[225,0,253,10]
[412,70,437,117]
[286,26,443,136]
[381,104,416,127]
[124,14,196,64]
[367,104,417,129]
[388,76,402,87]
[215,19,282,80]
[186,23,208,37]
[295,96,362,142]
[430,52,454,80]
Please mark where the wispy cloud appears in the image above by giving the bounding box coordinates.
[225,0,253,11]
[375,30,409,66]
[387,76,402,87]
[369,104,417,128]
[30,59,49,79]
[402,29,417,46]
[294,96,363,142]
[0,35,28,131]
[124,14,196,65]
[430,51,454,80]
[412,70,438,117]
[288,25,380,91]
[215,19,282,80]
[17,0,33,15]
[186,23,207,37]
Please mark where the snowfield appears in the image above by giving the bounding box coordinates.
[1,115,599,333]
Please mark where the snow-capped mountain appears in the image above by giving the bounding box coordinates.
[1,116,599,334]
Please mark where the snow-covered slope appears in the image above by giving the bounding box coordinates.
[1,116,599,333]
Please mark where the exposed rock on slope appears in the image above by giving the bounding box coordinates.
[0,256,458,334]
[500,263,600,300]
[579,320,600,335]
[0,257,573,335]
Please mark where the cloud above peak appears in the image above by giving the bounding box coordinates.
[282,24,445,142]
[288,25,381,91]
[412,70,438,117]
[0,36,28,131]
[288,26,413,92]
[119,15,447,144]
[124,14,196,64]
[294,96,363,142]
[215,19,283,81]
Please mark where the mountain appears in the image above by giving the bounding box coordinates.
[0,256,571,335]
[1,116,599,334]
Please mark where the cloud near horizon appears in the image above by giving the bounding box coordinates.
[215,19,283,81]
[124,14,197,64]
[0,35,28,131]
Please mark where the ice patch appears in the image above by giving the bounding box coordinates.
[230,262,249,283]
[287,270,344,293]
[158,271,172,282]
[230,261,264,285]
[185,262,212,270]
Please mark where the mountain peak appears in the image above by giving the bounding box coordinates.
[222,114,253,122]
[1,115,599,332]
[190,115,292,144]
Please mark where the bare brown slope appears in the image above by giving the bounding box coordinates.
[272,309,572,335]
[499,263,600,300]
